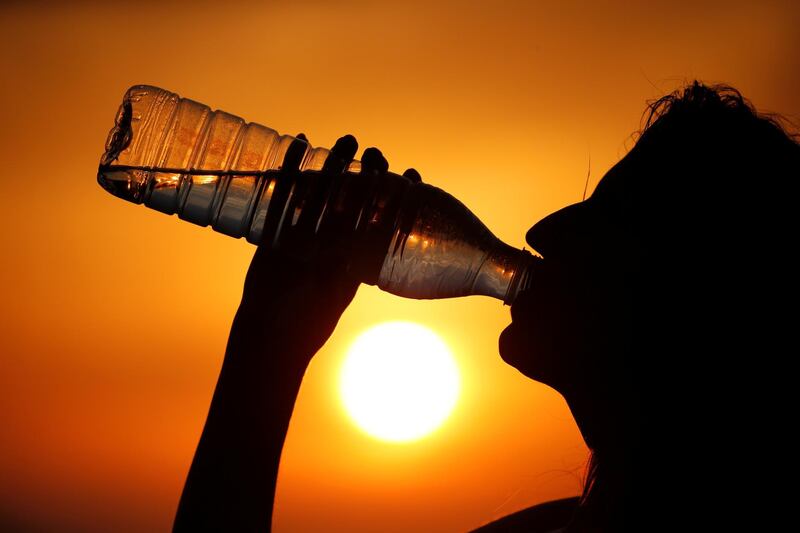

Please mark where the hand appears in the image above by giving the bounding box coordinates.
[236,134,422,367]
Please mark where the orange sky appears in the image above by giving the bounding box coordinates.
[1,1,798,531]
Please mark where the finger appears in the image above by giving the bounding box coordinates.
[402,168,422,183]
[361,147,388,175]
[282,134,309,171]
[288,135,358,261]
[276,134,315,258]
[323,134,358,175]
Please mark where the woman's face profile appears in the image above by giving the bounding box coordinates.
[499,160,637,402]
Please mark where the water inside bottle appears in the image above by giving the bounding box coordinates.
[97,164,265,205]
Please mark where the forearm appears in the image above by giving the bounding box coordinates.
[172,133,377,531]
[173,304,316,532]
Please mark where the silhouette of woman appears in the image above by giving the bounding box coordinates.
[173,82,799,532]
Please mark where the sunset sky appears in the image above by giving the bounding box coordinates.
[1,1,798,531]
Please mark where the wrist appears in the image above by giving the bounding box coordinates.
[225,300,337,377]
[237,282,355,349]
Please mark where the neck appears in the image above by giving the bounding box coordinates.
[564,385,644,531]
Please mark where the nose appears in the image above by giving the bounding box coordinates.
[526,201,593,258]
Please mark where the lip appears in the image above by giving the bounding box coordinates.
[509,286,535,322]
[503,292,530,352]
[500,282,541,365]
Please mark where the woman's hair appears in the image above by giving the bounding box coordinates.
[640,81,798,144]
[567,82,799,532]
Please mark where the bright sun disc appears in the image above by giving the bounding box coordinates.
[340,321,460,443]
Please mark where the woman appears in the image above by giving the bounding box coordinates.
[173,83,799,532]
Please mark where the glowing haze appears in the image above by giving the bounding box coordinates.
[0,1,797,532]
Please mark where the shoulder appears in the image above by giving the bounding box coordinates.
[470,496,580,533]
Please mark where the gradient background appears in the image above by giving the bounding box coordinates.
[1,1,797,531]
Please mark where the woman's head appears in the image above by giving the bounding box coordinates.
[499,82,799,529]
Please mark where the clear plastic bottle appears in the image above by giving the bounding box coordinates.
[98,85,536,304]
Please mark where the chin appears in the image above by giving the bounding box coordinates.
[498,323,528,372]
[499,322,563,389]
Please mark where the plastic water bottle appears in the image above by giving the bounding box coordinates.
[97,85,536,304]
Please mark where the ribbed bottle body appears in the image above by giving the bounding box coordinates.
[98,85,363,244]
[97,85,535,304]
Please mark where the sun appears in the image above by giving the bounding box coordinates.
[339,321,460,443]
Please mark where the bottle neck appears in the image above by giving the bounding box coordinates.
[503,251,539,305]
[469,243,538,305]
